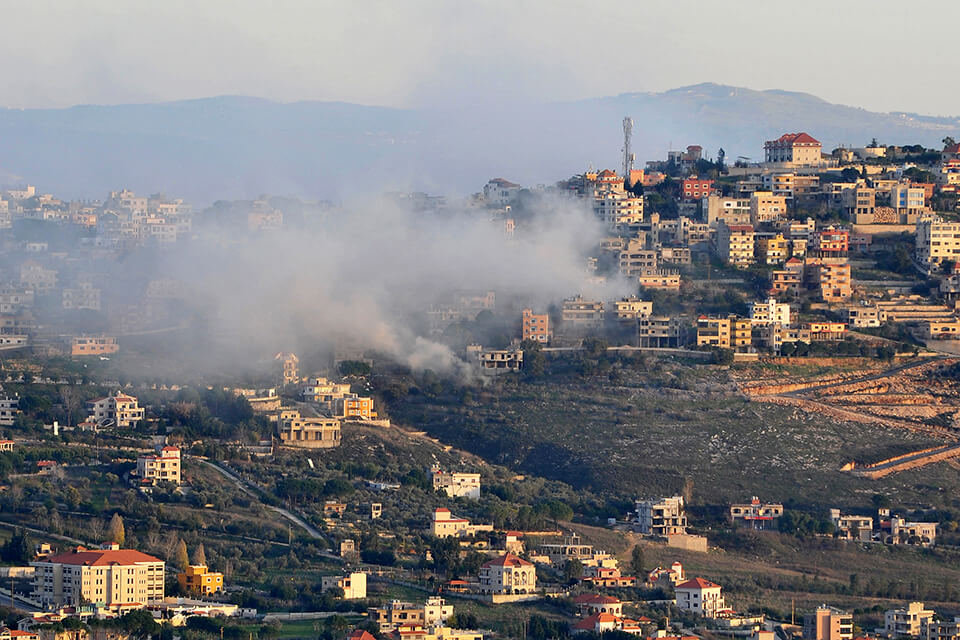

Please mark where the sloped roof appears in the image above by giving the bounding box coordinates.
[481,552,533,569]
[574,593,621,605]
[45,547,163,566]
[676,577,721,590]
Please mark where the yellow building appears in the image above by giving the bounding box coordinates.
[477,553,536,595]
[697,315,752,351]
[71,336,119,357]
[750,191,787,224]
[276,410,341,448]
[333,394,377,420]
[715,223,755,267]
[757,234,789,265]
[86,392,144,428]
[136,446,181,486]
[177,564,224,596]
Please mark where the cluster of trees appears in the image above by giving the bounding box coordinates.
[777,510,836,537]
[275,476,354,502]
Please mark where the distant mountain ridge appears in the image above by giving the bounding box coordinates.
[0,83,957,204]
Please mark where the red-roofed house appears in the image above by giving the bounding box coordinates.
[31,544,164,609]
[136,445,181,486]
[582,565,637,588]
[675,577,726,618]
[573,613,643,635]
[346,630,377,640]
[0,439,13,452]
[0,629,40,640]
[574,593,623,617]
[478,553,536,595]
[765,133,822,167]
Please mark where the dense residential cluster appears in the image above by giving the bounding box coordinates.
[2,129,960,640]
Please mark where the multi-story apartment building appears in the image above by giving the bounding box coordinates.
[0,391,19,427]
[332,394,377,420]
[675,578,726,618]
[469,347,524,373]
[916,217,960,272]
[635,496,687,536]
[593,189,644,228]
[761,173,819,200]
[276,410,341,448]
[813,262,853,302]
[729,497,784,528]
[301,377,351,404]
[697,315,752,351]
[638,316,686,348]
[749,298,791,326]
[136,446,181,486]
[19,261,57,292]
[638,271,681,290]
[177,564,224,596]
[813,227,849,256]
[715,223,756,267]
[612,297,653,323]
[431,468,481,499]
[61,283,102,311]
[764,132,822,167]
[842,185,876,223]
[890,185,927,221]
[682,178,716,201]
[31,545,165,609]
[922,617,960,640]
[86,392,145,428]
[882,602,934,638]
[750,191,787,223]
[521,308,550,343]
[757,234,789,265]
[803,606,854,640]
[618,239,658,277]
[562,295,604,329]
[71,336,119,357]
[369,597,454,633]
[431,509,493,538]
[477,554,536,595]
[703,195,751,227]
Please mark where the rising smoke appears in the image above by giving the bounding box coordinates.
[152,192,631,380]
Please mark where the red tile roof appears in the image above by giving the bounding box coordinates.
[347,631,376,640]
[772,132,820,145]
[574,593,621,605]
[45,547,163,566]
[675,577,721,590]
[481,552,533,569]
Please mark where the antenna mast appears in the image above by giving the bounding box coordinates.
[622,116,634,185]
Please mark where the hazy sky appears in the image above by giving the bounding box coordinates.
[3,0,957,115]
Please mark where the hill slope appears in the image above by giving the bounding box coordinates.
[0,83,957,203]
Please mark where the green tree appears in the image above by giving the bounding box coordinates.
[630,544,645,577]
[944,137,956,149]
[1,528,32,563]
[564,558,584,583]
[108,513,125,546]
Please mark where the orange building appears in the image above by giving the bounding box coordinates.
[813,227,849,255]
[682,178,716,201]
[521,309,550,343]
[334,394,377,420]
[71,336,119,356]
[177,564,224,596]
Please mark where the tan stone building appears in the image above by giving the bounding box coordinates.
[803,606,854,640]
[715,223,755,267]
[31,545,165,609]
[477,553,536,595]
[277,410,341,448]
[764,132,822,167]
[86,392,144,428]
[697,315,752,351]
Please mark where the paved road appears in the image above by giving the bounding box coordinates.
[856,442,960,475]
[195,459,326,541]
[781,356,946,398]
